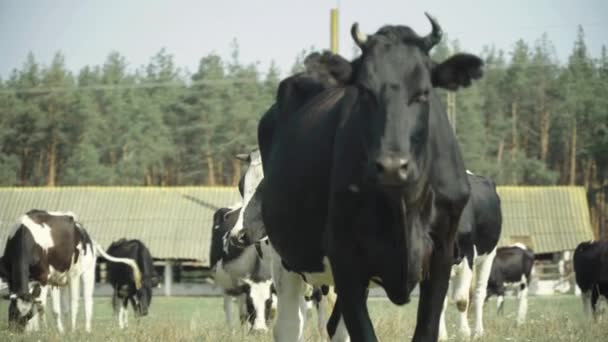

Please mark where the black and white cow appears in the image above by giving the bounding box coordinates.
[0,209,142,333]
[210,204,276,333]
[438,171,502,340]
[231,150,337,339]
[230,14,484,341]
[105,239,159,329]
[573,240,608,320]
[486,243,534,325]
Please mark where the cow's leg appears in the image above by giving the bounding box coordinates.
[496,294,505,315]
[32,310,40,332]
[451,257,473,338]
[237,294,248,327]
[51,286,65,333]
[26,309,39,332]
[413,239,453,342]
[223,294,234,328]
[472,247,496,338]
[324,287,341,340]
[26,283,42,332]
[271,251,306,342]
[37,285,49,329]
[516,278,529,325]
[327,296,351,342]
[330,259,375,342]
[581,289,593,319]
[438,295,449,341]
[316,291,334,340]
[122,298,129,328]
[82,268,95,333]
[111,291,121,329]
[596,290,608,322]
[298,295,310,333]
[117,305,125,329]
[60,285,71,331]
[69,275,80,331]
[332,317,351,342]
[592,285,601,321]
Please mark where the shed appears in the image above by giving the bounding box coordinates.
[496,186,594,254]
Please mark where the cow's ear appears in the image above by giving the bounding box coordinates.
[234,153,250,162]
[431,53,483,91]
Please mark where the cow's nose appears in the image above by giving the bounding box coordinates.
[375,156,409,184]
[230,230,251,248]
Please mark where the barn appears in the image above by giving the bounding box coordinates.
[0,185,595,296]
[497,186,594,294]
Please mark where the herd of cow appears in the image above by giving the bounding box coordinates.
[1,13,607,342]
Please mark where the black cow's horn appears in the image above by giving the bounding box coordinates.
[422,12,442,51]
[351,22,368,48]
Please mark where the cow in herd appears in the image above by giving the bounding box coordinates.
[0,210,142,332]
[438,171,502,340]
[573,240,608,321]
[106,238,159,329]
[486,243,535,325]
[210,204,277,332]
[210,149,335,336]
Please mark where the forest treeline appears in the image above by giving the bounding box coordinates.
[0,28,606,199]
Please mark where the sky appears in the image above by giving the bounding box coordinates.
[1,0,607,80]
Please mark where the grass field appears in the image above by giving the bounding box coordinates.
[0,295,606,341]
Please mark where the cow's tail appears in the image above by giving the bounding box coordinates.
[92,241,143,289]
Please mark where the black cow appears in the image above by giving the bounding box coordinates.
[486,243,534,324]
[232,13,484,342]
[106,239,159,329]
[210,205,277,332]
[438,171,502,340]
[0,210,141,333]
[573,240,608,320]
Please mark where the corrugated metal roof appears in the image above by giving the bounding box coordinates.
[0,187,240,265]
[0,186,594,264]
[496,186,594,254]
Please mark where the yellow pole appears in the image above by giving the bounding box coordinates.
[330,8,339,53]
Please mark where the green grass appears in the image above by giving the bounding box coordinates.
[0,295,606,341]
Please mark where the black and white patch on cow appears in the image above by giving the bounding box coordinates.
[573,240,608,321]
[438,171,502,340]
[211,204,276,333]
[0,210,142,333]
[105,239,159,329]
[486,243,535,325]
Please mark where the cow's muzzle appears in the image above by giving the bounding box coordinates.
[375,155,410,186]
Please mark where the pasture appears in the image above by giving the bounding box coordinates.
[0,295,605,341]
